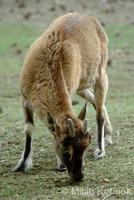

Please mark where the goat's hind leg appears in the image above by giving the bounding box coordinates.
[77,88,112,145]
[94,73,109,159]
[13,99,34,172]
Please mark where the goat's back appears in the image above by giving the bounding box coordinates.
[20,13,108,99]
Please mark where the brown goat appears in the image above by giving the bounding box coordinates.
[13,13,112,181]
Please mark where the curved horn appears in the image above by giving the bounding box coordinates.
[68,119,75,138]
[83,119,88,134]
[78,101,88,120]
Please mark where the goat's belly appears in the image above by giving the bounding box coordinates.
[79,77,96,91]
[79,60,100,90]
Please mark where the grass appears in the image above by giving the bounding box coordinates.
[0,21,134,200]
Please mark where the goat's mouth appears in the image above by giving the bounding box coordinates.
[69,171,84,182]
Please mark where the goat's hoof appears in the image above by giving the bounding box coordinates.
[12,162,25,172]
[56,163,66,172]
[94,149,105,159]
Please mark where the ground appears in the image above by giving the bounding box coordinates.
[0,0,134,199]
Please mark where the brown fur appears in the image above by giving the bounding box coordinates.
[14,13,112,181]
[20,13,108,122]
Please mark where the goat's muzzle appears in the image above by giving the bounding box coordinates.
[69,171,84,182]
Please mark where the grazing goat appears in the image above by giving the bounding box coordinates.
[13,12,112,181]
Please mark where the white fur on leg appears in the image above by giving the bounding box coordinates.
[94,126,105,159]
[13,123,34,172]
[25,151,33,170]
[77,88,95,105]
[84,89,95,104]
[94,148,105,159]
[24,123,33,170]
[105,134,113,146]
[14,150,33,171]
[24,123,34,135]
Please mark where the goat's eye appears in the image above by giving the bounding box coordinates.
[62,137,70,147]
[63,152,71,161]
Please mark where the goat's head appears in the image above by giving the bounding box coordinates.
[54,102,91,181]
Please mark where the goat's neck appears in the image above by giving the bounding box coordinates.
[47,61,74,120]
[43,32,75,120]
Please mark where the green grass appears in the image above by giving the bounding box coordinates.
[106,24,134,50]
[0,22,134,200]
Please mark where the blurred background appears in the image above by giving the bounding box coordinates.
[0,0,134,25]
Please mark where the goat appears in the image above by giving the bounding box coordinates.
[13,12,112,182]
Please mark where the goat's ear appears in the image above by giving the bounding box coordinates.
[68,119,75,138]
[78,101,87,120]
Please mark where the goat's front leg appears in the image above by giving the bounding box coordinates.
[13,99,34,172]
